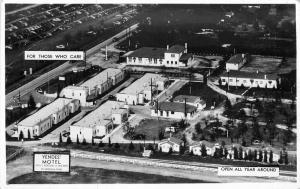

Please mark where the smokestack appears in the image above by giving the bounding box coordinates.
[105,45,108,61]
[185,43,187,53]
[167,45,169,50]
[264,74,267,80]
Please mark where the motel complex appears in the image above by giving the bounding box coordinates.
[17,98,80,139]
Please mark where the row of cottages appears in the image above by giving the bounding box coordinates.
[70,101,128,143]
[225,53,249,71]
[220,70,279,89]
[116,73,167,105]
[17,98,80,139]
[59,68,124,106]
[173,95,206,110]
[125,43,193,68]
[151,101,197,120]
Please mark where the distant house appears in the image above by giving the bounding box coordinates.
[220,70,279,89]
[151,102,197,120]
[225,11,234,18]
[125,43,193,67]
[226,53,248,71]
[158,137,183,153]
[189,141,217,156]
[173,95,206,110]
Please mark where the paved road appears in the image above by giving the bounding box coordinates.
[6,23,139,106]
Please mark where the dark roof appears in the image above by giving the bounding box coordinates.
[127,47,166,59]
[160,137,183,145]
[220,70,279,80]
[227,54,244,64]
[152,102,197,113]
[173,95,200,104]
[179,53,193,61]
[166,45,185,53]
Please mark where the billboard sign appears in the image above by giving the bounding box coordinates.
[33,151,70,172]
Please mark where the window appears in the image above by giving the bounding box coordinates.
[133,57,136,62]
[171,54,175,58]
[255,81,258,84]
[229,79,233,82]
[237,79,240,82]
[171,61,173,64]
[128,57,132,62]
[222,79,225,82]
[260,81,263,84]
[243,80,247,83]
[166,111,169,117]
[175,61,177,64]
[138,58,142,62]
[159,59,163,64]
[167,61,169,64]
[155,109,158,113]
[80,93,81,96]
[154,59,157,64]
[72,92,74,96]
[171,111,174,114]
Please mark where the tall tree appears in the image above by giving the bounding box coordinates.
[19,131,24,140]
[27,130,31,139]
[129,141,134,151]
[201,144,207,157]
[28,95,36,109]
[269,150,273,163]
[59,133,62,143]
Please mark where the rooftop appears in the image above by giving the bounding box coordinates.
[18,98,75,127]
[173,95,201,104]
[220,70,279,80]
[227,53,245,64]
[112,108,128,114]
[72,101,125,128]
[80,68,122,89]
[118,73,166,95]
[159,137,183,145]
[153,102,197,113]
[127,47,166,59]
[179,53,193,62]
[166,45,185,54]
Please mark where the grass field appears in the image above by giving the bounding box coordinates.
[6,146,22,158]
[134,118,175,140]
[172,82,226,108]
[240,55,282,73]
[8,166,205,184]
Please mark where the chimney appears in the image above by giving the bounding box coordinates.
[105,45,108,61]
[167,45,169,50]
[242,53,245,58]
[264,74,267,80]
[256,70,258,74]
[184,42,187,53]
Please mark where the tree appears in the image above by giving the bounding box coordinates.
[19,131,24,140]
[82,138,87,145]
[181,134,187,146]
[224,98,232,111]
[108,137,112,147]
[223,147,228,159]
[59,133,62,143]
[278,151,283,164]
[28,95,36,109]
[147,143,154,151]
[114,143,120,149]
[233,147,238,159]
[238,147,243,160]
[27,129,31,139]
[269,150,273,163]
[258,150,263,162]
[92,138,95,146]
[248,149,253,161]
[195,122,202,134]
[158,129,164,140]
[284,151,288,165]
[263,150,268,163]
[168,146,173,154]
[98,141,104,147]
[254,149,258,161]
[129,141,134,151]
[201,144,207,157]
[66,136,72,144]
[76,134,80,144]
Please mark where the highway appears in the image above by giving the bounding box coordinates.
[5,23,139,106]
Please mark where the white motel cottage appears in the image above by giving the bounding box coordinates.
[116,73,167,105]
[70,101,128,143]
[220,70,279,89]
[151,101,197,120]
[60,68,124,106]
[225,53,248,71]
[158,137,184,153]
[17,98,80,139]
[125,43,193,67]
[173,95,206,110]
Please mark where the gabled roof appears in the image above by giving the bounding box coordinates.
[227,54,245,64]
[166,45,185,54]
[179,53,193,61]
[173,95,201,104]
[220,70,279,80]
[159,137,183,145]
[152,102,197,113]
[127,47,166,59]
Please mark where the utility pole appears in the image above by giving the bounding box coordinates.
[150,78,153,104]
[105,45,108,61]
[184,97,187,118]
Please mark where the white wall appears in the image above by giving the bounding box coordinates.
[151,109,194,120]
[226,63,239,71]
[116,93,139,105]
[60,87,89,106]
[158,142,180,153]
[220,76,277,88]
[70,125,93,143]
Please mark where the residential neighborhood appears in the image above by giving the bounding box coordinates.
[4,3,297,185]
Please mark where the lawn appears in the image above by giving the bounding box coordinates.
[6,146,22,159]
[134,118,175,140]
[172,82,226,108]
[8,166,205,184]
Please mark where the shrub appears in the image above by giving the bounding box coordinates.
[66,136,72,144]
[114,143,120,149]
[98,141,104,147]
[129,141,135,151]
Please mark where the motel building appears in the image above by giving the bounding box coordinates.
[158,137,184,153]
[116,73,167,105]
[125,43,193,68]
[220,70,279,89]
[60,68,124,106]
[70,101,128,143]
[151,101,197,120]
[17,98,80,139]
[225,53,248,71]
[173,95,206,110]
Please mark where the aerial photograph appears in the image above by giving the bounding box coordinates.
[4,3,297,185]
